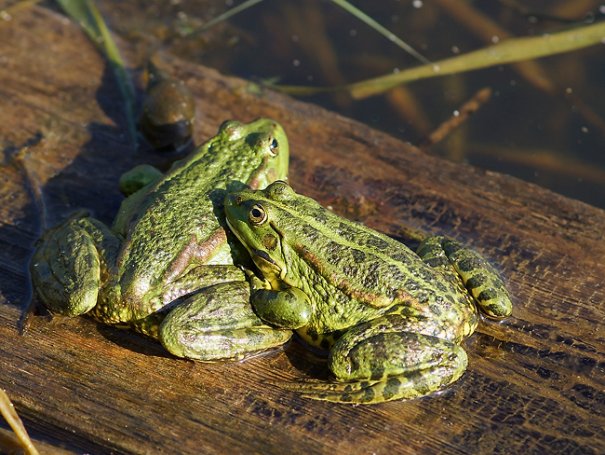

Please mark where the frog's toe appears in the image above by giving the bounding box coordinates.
[276,379,382,404]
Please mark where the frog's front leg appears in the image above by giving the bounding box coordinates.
[250,283,312,330]
[287,314,468,404]
[30,213,120,317]
[416,236,513,318]
[118,164,163,196]
[160,280,293,361]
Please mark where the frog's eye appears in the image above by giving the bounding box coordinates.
[268,138,279,156]
[249,204,268,225]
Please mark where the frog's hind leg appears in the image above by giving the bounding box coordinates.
[30,213,119,317]
[416,236,512,318]
[284,317,468,404]
[159,280,292,361]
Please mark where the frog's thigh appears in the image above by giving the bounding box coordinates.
[417,236,512,318]
[322,318,468,403]
[30,215,115,317]
[160,281,292,361]
[161,264,247,302]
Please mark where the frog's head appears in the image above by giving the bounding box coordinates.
[224,181,297,288]
[217,118,289,188]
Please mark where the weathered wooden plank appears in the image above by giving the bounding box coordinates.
[0,6,603,454]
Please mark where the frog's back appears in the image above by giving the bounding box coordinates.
[270,190,474,317]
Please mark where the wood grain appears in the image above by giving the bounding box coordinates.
[0,6,603,454]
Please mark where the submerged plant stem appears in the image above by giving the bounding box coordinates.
[329,0,430,64]
[185,0,265,36]
[276,22,605,99]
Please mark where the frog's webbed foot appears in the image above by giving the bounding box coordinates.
[30,215,118,317]
[283,318,468,404]
[416,236,513,318]
[278,365,464,405]
[160,281,292,361]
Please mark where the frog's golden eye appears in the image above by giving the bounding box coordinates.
[268,138,279,156]
[249,204,268,225]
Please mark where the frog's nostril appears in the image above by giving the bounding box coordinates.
[226,194,242,206]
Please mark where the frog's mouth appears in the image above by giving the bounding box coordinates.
[249,247,285,289]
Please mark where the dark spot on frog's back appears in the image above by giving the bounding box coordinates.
[309,207,329,223]
[365,236,389,250]
[386,264,407,284]
[429,303,443,317]
[301,223,319,241]
[337,221,349,236]
[362,268,380,289]
[351,249,366,263]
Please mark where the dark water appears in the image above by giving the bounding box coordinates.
[98,0,605,209]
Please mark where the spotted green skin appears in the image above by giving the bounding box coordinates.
[224,181,513,404]
[30,119,292,361]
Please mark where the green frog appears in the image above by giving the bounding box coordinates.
[224,181,513,404]
[30,119,292,361]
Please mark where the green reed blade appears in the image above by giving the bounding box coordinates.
[183,0,265,37]
[275,21,605,99]
[56,0,137,147]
